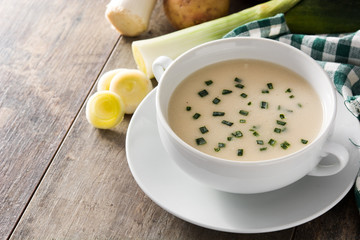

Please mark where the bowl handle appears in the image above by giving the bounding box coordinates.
[152,56,173,82]
[308,142,349,177]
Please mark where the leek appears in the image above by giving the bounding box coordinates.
[132,0,301,78]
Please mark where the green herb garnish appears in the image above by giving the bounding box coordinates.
[205,80,213,86]
[237,149,244,156]
[260,147,268,151]
[213,111,225,116]
[280,141,291,149]
[222,89,233,95]
[240,93,248,98]
[247,101,252,106]
[212,97,221,104]
[196,137,206,145]
[262,90,269,94]
[232,131,243,138]
[186,106,191,111]
[301,139,308,144]
[279,114,285,119]
[192,113,201,119]
[268,139,276,146]
[260,101,268,109]
[199,126,209,134]
[235,83,245,89]
[285,88,292,93]
[256,140,264,145]
[221,120,233,126]
[289,95,295,99]
[239,110,249,116]
[274,128,282,133]
[234,77,242,83]
[252,131,260,137]
[227,137,233,141]
[267,83,273,89]
[298,103,302,108]
[198,89,208,97]
[276,120,287,126]
[214,147,220,152]
[218,142,226,148]
[239,119,246,123]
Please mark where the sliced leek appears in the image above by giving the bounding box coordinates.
[86,91,125,129]
[109,69,153,114]
[132,0,301,78]
[97,68,126,91]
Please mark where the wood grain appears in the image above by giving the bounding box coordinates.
[0,0,119,238]
[2,0,360,239]
[294,190,360,239]
[9,1,294,239]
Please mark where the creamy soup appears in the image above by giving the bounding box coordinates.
[168,59,323,161]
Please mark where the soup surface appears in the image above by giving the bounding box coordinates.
[168,59,323,161]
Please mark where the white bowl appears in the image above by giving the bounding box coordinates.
[153,37,349,194]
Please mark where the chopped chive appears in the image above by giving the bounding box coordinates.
[196,137,206,145]
[199,126,209,134]
[260,147,268,151]
[282,127,287,132]
[268,139,276,146]
[234,77,242,83]
[198,89,208,97]
[212,97,221,104]
[262,90,269,94]
[239,119,246,123]
[298,103,302,108]
[235,83,245,89]
[218,142,226,148]
[247,101,252,106]
[221,120,233,126]
[274,128,282,133]
[301,139,308,144]
[205,80,213,86]
[192,113,201,119]
[222,89,232,95]
[240,93,248,98]
[260,101,268,109]
[289,95,295,99]
[239,110,249,116]
[276,120,287,126]
[186,106,191,111]
[279,114,285,119]
[286,109,294,113]
[267,83,273,89]
[285,88,292,93]
[227,136,233,141]
[237,149,244,156]
[252,131,260,137]
[256,140,264,145]
[232,131,243,138]
[213,111,225,116]
[280,141,291,149]
[214,147,220,152]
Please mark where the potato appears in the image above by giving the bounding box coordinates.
[163,0,230,29]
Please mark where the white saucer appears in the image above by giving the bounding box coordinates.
[126,89,360,233]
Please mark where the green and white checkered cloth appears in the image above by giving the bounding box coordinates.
[223,13,360,212]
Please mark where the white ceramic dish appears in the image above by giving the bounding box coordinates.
[153,38,347,194]
[126,89,360,233]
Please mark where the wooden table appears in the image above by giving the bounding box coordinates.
[1,0,359,239]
